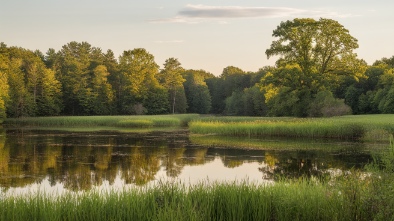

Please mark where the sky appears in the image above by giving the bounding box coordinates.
[1,0,394,76]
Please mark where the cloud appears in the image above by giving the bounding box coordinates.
[149,4,356,24]
[179,5,304,19]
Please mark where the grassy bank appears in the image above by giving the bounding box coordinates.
[3,114,199,128]
[1,175,393,221]
[3,114,394,141]
[190,115,394,141]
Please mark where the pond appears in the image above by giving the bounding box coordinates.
[0,127,383,196]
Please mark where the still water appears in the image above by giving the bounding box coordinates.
[0,127,381,196]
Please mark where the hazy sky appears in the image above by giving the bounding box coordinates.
[1,0,393,75]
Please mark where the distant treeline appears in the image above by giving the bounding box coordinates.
[1,18,394,120]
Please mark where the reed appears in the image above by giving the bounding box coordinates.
[3,114,199,128]
[189,120,364,140]
[190,115,394,141]
[1,176,390,221]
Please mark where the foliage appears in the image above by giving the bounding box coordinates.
[262,18,367,117]
[373,55,394,68]
[173,87,188,114]
[343,66,385,114]
[0,54,9,121]
[243,86,267,116]
[225,91,244,115]
[158,58,186,114]
[55,42,119,115]
[266,18,365,90]
[309,90,351,117]
[205,77,226,114]
[2,17,394,118]
[1,45,62,117]
[224,86,267,116]
[143,87,170,115]
[221,66,251,98]
[118,48,162,115]
[183,70,212,114]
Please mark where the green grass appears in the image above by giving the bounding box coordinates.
[189,114,394,141]
[4,114,394,141]
[3,114,200,128]
[1,176,392,221]
[0,180,361,221]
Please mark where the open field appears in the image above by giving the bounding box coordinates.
[190,115,394,141]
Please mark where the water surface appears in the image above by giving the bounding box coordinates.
[0,127,381,196]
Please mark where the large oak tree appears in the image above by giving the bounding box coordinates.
[262,18,366,116]
[265,18,366,91]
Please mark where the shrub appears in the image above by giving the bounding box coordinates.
[309,91,352,117]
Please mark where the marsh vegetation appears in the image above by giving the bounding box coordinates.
[1,115,394,220]
[190,114,394,141]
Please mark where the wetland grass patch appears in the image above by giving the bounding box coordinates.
[3,114,199,129]
[190,114,394,141]
[0,179,373,221]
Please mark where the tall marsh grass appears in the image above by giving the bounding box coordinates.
[0,179,382,221]
[3,114,199,128]
[190,120,365,140]
[190,114,394,141]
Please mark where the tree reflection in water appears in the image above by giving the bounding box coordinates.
[0,129,374,191]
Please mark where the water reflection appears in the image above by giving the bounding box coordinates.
[0,128,375,193]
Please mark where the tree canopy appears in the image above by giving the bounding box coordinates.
[261,18,367,116]
[265,18,366,92]
[1,17,394,120]
[158,58,186,114]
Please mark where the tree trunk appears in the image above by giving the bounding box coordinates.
[172,88,176,114]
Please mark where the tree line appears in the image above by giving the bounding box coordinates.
[0,18,394,120]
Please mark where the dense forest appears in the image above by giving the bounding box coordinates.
[1,18,394,120]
